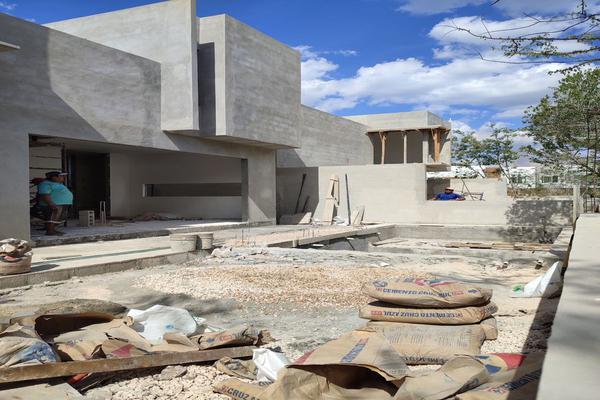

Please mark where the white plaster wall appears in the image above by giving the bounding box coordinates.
[110,152,242,219]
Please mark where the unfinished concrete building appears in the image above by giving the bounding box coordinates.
[0,0,460,240]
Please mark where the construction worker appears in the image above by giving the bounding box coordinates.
[432,187,465,201]
[37,171,73,236]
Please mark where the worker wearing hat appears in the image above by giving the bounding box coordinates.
[432,187,465,201]
[37,171,73,235]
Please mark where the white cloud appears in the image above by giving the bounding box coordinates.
[397,0,595,16]
[397,0,486,15]
[0,1,16,12]
[300,50,563,115]
[300,57,338,81]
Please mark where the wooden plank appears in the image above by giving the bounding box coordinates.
[0,346,254,384]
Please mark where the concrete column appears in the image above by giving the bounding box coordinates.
[403,132,408,164]
[421,131,430,164]
[0,132,31,239]
[241,151,276,224]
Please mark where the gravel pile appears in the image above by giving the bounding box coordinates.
[134,250,434,309]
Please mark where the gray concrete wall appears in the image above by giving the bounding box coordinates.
[45,0,199,132]
[277,164,428,223]
[197,15,300,148]
[277,165,573,226]
[538,214,600,400]
[345,111,451,131]
[277,106,372,167]
[0,14,276,238]
[110,152,242,219]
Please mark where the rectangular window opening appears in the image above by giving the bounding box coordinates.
[143,183,241,197]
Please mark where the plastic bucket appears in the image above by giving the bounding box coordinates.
[197,232,214,250]
[169,234,197,252]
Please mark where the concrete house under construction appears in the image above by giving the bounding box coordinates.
[0,0,458,240]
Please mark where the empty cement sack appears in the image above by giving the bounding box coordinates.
[456,354,543,400]
[362,278,492,308]
[196,325,271,350]
[360,301,498,324]
[393,355,490,400]
[360,321,489,365]
[214,330,409,400]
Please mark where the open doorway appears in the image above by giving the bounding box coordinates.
[65,151,110,218]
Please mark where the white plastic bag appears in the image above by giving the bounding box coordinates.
[252,348,290,382]
[511,261,562,298]
[127,305,197,343]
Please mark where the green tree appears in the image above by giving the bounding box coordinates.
[523,69,600,183]
[452,125,521,185]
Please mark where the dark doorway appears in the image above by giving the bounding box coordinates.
[66,151,110,218]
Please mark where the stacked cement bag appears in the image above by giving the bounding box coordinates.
[358,277,498,364]
[0,238,32,275]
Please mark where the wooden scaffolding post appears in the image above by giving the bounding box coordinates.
[321,175,340,225]
[378,131,388,165]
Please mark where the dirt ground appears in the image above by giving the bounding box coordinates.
[0,246,559,400]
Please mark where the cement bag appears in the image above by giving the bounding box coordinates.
[216,331,410,400]
[213,379,271,400]
[196,325,269,350]
[360,301,498,325]
[127,305,197,344]
[511,261,562,298]
[361,321,487,365]
[362,278,492,308]
[0,324,58,367]
[214,357,258,380]
[456,354,543,400]
[393,355,490,400]
[264,330,409,400]
[480,318,498,340]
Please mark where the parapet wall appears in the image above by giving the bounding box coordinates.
[278,165,574,226]
[537,214,599,399]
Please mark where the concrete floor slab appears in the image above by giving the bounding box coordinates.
[31,219,250,247]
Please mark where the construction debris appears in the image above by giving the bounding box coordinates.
[511,261,563,298]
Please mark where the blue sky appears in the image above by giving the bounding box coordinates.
[0,0,590,137]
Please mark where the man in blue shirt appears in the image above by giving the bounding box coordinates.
[433,187,465,201]
[37,171,73,235]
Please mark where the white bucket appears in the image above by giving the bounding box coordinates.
[169,234,197,252]
[197,232,214,250]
